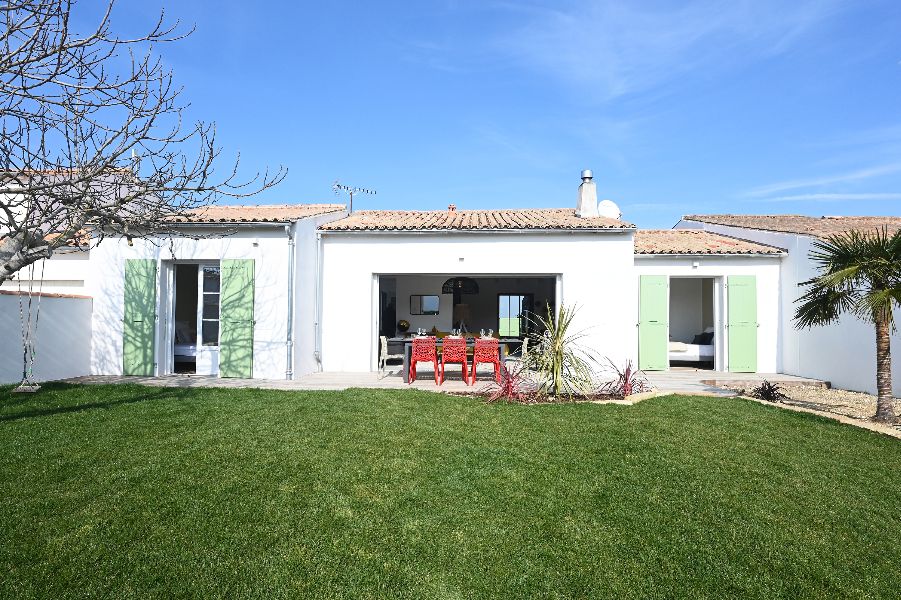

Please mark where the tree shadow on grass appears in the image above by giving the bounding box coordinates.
[0,384,185,423]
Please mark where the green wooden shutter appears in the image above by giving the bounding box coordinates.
[123,259,158,376]
[220,259,255,378]
[728,275,757,372]
[638,275,668,371]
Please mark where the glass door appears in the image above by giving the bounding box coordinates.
[196,264,220,375]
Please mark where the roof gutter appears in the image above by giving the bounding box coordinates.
[318,227,636,235]
[635,252,787,257]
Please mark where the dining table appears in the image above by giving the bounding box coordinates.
[390,336,522,383]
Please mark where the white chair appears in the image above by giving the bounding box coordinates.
[503,337,529,365]
[379,335,404,377]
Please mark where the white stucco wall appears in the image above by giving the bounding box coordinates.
[88,226,293,380]
[634,255,782,373]
[293,210,347,377]
[319,231,637,372]
[0,248,91,295]
[0,293,92,383]
[677,220,901,395]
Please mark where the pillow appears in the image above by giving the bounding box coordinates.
[692,332,715,345]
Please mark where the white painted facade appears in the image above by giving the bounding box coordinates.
[677,220,901,395]
[88,226,297,380]
[634,255,783,373]
[318,231,638,372]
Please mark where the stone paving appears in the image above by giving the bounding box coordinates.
[67,366,825,396]
[66,366,489,393]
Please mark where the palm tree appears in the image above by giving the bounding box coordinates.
[794,227,901,423]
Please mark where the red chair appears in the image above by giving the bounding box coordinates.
[471,338,501,384]
[439,337,469,385]
[409,337,439,384]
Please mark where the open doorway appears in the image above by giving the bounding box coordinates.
[171,263,221,375]
[173,265,198,373]
[668,277,716,370]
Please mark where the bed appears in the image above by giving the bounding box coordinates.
[174,321,197,359]
[668,341,714,362]
[668,328,715,363]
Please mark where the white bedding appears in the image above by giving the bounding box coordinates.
[668,341,714,362]
[175,343,197,358]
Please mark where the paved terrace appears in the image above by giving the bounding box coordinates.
[65,367,826,395]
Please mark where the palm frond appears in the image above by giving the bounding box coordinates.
[795,226,901,329]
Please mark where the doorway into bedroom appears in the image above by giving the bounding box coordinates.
[668,277,716,370]
[171,263,221,376]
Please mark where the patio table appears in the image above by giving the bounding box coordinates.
[396,337,520,383]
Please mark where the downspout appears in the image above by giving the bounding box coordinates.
[314,231,323,370]
[285,223,296,379]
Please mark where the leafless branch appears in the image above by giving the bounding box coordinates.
[0,0,286,281]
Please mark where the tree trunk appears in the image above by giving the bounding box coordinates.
[874,312,896,423]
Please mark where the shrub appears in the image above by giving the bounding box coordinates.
[484,363,542,404]
[600,359,651,397]
[750,380,788,403]
[524,304,599,400]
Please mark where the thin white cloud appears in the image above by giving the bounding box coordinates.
[745,162,901,197]
[492,0,843,101]
[763,192,901,202]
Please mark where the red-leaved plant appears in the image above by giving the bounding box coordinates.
[600,359,650,398]
[483,363,541,403]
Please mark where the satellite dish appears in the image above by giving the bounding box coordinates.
[597,199,622,219]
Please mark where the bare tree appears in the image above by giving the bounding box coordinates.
[0,0,286,282]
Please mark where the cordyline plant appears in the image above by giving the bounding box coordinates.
[484,363,541,404]
[599,359,650,398]
[794,227,901,423]
[523,304,599,400]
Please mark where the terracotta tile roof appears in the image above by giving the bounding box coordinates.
[634,230,785,255]
[169,203,345,223]
[318,208,633,231]
[682,215,901,239]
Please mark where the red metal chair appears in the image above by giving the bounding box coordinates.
[409,337,439,384]
[471,338,501,384]
[439,337,468,385]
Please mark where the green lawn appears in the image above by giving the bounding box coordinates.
[1,384,899,599]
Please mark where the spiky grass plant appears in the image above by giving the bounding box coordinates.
[524,304,599,400]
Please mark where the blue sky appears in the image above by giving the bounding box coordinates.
[108,0,901,228]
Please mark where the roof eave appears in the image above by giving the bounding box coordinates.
[635,251,786,257]
[319,226,635,234]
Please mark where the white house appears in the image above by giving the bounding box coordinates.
[676,215,901,395]
[3,172,899,395]
[86,204,345,380]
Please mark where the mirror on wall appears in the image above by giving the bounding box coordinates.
[410,295,440,315]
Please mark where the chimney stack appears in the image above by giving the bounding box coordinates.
[448,203,457,212]
[576,169,599,218]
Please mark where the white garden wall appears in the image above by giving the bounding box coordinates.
[678,220,901,395]
[0,248,91,295]
[318,231,637,372]
[0,292,92,383]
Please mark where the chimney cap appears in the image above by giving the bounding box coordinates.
[448,203,457,212]
[581,169,593,181]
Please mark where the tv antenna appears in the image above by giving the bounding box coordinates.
[333,180,376,213]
